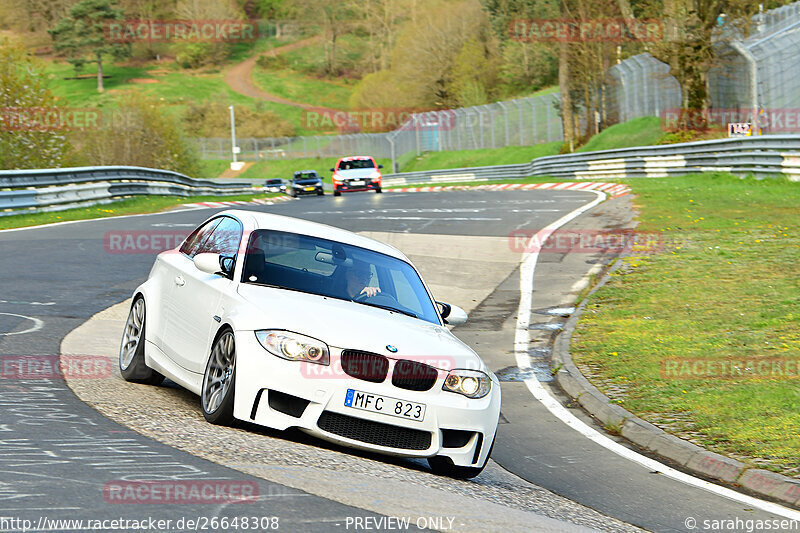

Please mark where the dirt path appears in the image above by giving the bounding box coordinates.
[224,35,328,110]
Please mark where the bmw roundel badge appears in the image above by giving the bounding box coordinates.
[386,345,398,353]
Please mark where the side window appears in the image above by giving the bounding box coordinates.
[180,218,222,258]
[389,269,424,317]
[199,217,242,257]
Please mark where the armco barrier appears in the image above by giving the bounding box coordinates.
[382,134,800,186]
[0,166,257,216]
[4,136,800,215]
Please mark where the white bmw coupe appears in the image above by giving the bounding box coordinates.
[120,210,500,478]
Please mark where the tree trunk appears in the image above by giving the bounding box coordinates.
[559,41,574,152]
[96,53,104,93]
[329,31,337,76]
[617,0,634,20]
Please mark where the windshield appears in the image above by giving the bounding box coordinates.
[296,172,317,179]
[266,179,282,185]
[242,230,440,324]
[338,159,375,170]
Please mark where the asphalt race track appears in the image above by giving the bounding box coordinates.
[0,190,798,532]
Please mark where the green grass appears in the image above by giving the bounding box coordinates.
[251,67,354,110]
[0,192,279,230]
[44,58,312,133]
[196,159,233,178]
[515,85,559,99]
[198,157,394,180]
[571,172,800,474]
[280,34,367,77]
[399,143,561,173]
[198,145,561,179]
[577,116,666,152]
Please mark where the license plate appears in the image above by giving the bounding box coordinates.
[344,389,425,422]
[304,187,315,191]
[349,180,365,186]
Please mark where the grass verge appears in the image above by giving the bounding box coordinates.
[399,143,561,173]
[0,192,279,230]
[577,117,666,152]
[251,67,354,110]
[570,172,800,475]
[197,157,393,180]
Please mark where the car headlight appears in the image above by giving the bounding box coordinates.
[442,369,491,398]
[255,330,330,365]
[369,171,381,181]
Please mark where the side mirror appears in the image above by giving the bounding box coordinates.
[437,302,468,325]
[194,253,235,279]
[194,253,221,274]
[378,164,383,169]
[220,256,235,278]
[330,168,335,172]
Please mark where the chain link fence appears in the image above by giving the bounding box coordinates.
[607,1,800,129]
[193,2,800,171]
[711,3,800,128]
[192,93,563,171]
[604,53,681,124]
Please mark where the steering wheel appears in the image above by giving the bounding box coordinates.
[354,291,398,305]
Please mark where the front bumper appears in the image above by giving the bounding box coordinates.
[335,181,381,193]
[232,332,500,467]
[293,185,323,195]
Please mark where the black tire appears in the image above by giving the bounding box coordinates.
[428,433,495,479]
[201,329,236,425]
[333,188,341,197]
[317,189,324,196]
[375,187,382,194]
[119,297,164,385]
[289,189,297,198]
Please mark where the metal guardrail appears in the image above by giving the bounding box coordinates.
[4,136,798,216]
[0,166,257,216]
[381,135,800,186]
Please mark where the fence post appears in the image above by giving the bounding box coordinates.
[478,108,485,149]
[415,115,421,155]
[499,102,509,146]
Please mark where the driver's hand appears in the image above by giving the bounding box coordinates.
[360,286,381,298]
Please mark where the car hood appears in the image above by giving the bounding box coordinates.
[234,284,482,371]
[335,168,378,180]
[294,179,321,186]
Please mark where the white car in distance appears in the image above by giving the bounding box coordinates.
[119,210,500,478]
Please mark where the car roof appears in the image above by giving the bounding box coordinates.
[219,210,409,262]
[339,156,373,161]
[294,170,317,174]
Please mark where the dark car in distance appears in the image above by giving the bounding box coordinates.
[264,178,287,193]
[289,170,324,197]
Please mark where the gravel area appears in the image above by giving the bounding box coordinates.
[63,301,645,533]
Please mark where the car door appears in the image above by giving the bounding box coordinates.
[162,216,243,373]
[154,217,222,353]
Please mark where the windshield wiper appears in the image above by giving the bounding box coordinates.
[354,301,418,319]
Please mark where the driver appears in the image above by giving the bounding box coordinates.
[346,261,380,299]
